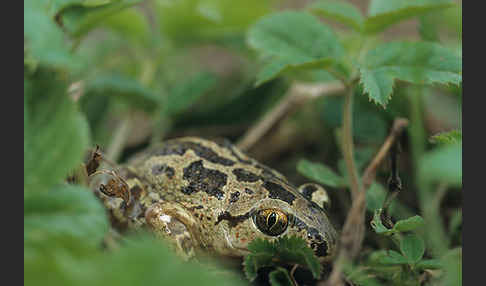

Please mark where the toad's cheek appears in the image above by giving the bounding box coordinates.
[217,220,259,256]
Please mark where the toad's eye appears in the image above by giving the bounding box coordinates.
[253,209,288,236]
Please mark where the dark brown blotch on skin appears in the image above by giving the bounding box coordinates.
[244,188,254,194]
[263,181,296,205]
[229,191,240,203]
[214,139,253,165]
[215,211,251,228]
[300,184,317,200]
[182,160,227,200]
[151,164,175,178]
[232,168,260,182]
[152,141,235,166]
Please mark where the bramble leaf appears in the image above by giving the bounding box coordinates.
[297,159,346,188]
[364,0,456,34]
[244,237,322,281]
[308,0,364,31]
[360,41,462,107]
[248,11,344,86]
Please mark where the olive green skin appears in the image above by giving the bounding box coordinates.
[99,137,338,261]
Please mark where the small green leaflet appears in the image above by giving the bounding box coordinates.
[364,0,456,34]
[359,41,462,107]
[308,0,364,32]
[429,129,462,145]
[371,209,424,235]
[400,234,425,264]
[297,159,346,188]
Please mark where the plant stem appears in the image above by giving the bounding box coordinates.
[341,87,362,200]
[106,116,132,163]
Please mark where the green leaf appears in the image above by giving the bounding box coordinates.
[429,129,462,145]
[26,234,246,286]
[366,183,386,212]
[269,267,293,286]
[400,234,425,263]
[360,41,462,107]
[364,0,456,34]
[371,209,423,235]
[24,185,109,250]
[167,72,218,116]
[84,73,161,112]
[244,237,322,281]
[24,71,90,195]
[155,0,273,43]
[248,11,344,86]
[416,259,442,270]
[418,140,462,187]
[24,0,80,70]
[99,7,151,45]
[441,248,462,286]
[369,250,409,265]
[255,57,335,87]
[393,215,425,232]
[308,0,364,31]
[60,0,141,38]
[297,159,346,188]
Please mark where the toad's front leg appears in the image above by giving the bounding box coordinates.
[145,202,199,260]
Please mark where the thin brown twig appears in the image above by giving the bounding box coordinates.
[322,118,409,286]
[361,118,409,191]
[236,81,345,151]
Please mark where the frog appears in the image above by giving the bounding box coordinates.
[95,137,338,262]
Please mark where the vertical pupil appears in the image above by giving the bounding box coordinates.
[267,212,277,228]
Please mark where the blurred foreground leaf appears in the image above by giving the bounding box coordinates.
[24,71,90,195]
[24,185,109,251]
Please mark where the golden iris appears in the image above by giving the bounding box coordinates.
[253,209,288,236]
